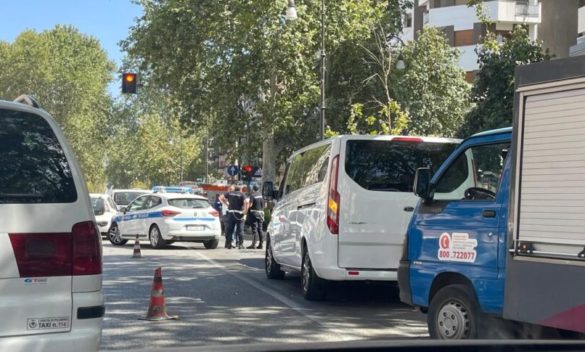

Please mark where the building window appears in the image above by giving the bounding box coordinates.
[404,13,413,28]
[454,30,475,46]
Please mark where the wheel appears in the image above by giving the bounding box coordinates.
[265,238,285,280]
[108,223,128,246]
[428,284,480,339]
[204,239,219,249]
[149,225,166,249]
[301,248,326,301]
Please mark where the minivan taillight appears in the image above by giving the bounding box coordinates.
[327,155,340,235]
[72,221,102,275]
[9,220,102,277]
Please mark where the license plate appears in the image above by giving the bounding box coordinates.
[187,225,205,231]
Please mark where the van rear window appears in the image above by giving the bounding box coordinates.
[0,109,77,203]
[345,140,457,192]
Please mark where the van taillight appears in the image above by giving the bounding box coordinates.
[327,154,340,235]
[72,221,102,275]
[9,221,102,277]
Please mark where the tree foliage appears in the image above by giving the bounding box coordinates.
[0,26,115,191]
[394,27,470,137]
[459,27,550,137]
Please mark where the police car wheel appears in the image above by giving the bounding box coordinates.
[149,225,166,249]
[204,239,219,249]
[428,284,480,339]
[265,238,285,280]
[108,223,127,246]
[301,248,326,301]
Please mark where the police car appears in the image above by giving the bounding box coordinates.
[108,193,221,249]
[0,95,104,351]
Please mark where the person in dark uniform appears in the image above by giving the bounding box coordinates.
[246,185,265,249]
[212,194,225,236]
[219,185,250,249]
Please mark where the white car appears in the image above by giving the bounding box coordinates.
[90,193,118,237]
[108,189,148,211]
[0,96,104,351]
[108,193,221,249]
[263,135,460,300]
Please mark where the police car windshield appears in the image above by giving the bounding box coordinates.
[168,198,209,209]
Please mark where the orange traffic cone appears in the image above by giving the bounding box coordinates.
[132,235,142,259]
[141,267,178,321]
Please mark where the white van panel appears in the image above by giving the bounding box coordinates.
[517,89,585,248]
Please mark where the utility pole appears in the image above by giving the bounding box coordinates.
[320,0,326,140]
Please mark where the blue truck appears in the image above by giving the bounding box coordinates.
[398,56,585,339]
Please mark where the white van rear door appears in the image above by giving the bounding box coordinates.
[0,108,75,337]
[338,137,458,269]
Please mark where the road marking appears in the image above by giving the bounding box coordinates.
[193,250,355,342]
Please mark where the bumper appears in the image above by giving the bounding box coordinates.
[164,229,220,242]
[398,260,413,305]
[315,265,398,281]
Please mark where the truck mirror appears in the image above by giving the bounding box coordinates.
[414,167,433,200]
[262,181,274,199]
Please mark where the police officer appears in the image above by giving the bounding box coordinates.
[246,185,265,249]
[219,185,250,249]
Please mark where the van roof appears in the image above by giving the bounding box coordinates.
[288,134,462,161]
[470,127,512,138]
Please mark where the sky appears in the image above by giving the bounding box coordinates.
[0,0,143,96]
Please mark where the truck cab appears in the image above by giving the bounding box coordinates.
[398,127,512,339]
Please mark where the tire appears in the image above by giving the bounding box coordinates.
[265,238,285,280]
[301,248,326,301]
[428,284,481,339]
[149,225,166,249]
[204,239,219,249]
[108,223,128,246]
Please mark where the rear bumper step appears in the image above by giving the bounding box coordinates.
[77,305,105,320]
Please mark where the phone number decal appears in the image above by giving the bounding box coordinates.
[437,232,477,263]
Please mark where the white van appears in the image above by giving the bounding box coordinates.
[0,96,104,351]
[263,135,460,300]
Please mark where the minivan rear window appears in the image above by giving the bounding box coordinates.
[0,109,77,203]
[345,140,458,192]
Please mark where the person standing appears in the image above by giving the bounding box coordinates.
[246,185,265,249]
[213,194,225,238]
[220,185,249,249]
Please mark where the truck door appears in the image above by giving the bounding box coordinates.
[415,139,510,312]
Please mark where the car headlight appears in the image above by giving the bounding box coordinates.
[97,221,108,227]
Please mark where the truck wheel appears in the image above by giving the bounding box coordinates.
[301,249,326,301]
[204,239,219,249]
[265,239,285,280]
[428,284,480,339]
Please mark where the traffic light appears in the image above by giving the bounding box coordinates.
[242,164,253,182]
[122,73,137,94]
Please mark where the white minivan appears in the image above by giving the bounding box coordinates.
[0,96,104,351]
[263,135,460,300]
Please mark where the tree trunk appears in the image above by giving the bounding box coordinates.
[262,131,276,184]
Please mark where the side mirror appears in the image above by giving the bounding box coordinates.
[414,167,433,200]
[120,206,128,214]
[262,181,274,199]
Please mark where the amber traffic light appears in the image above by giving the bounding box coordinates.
[122,73,137,94]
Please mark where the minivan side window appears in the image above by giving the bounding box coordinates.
[434,143,509,201]
[303,144,331,186]
[0,110,77,204]
[345,140,457,192]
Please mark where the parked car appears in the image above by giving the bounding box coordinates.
[0,95,104,351]
[108,193,221,249]
[109,189,148,211]
[90,193,118,237]
[262,135,460,300]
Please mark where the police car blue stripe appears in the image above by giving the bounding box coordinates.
[114,212,215,222]
[172,217,215,222]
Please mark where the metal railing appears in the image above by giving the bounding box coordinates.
[515,2,539,17]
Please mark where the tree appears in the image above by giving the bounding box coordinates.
[0,26,115,191]
[122,0,401,183]
[459,27,550,137]
[393,27,471,137]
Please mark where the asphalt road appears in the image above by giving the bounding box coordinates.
[100,238,428,351]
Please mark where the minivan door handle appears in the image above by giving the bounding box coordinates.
[482,210,496,218]
[403,206,414,212]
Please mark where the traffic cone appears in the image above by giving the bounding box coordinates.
[141,267,178,321]
[132,235,142,259]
